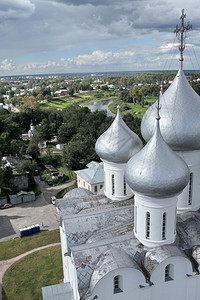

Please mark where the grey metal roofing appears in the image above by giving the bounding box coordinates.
[89,248,140,293]
[62,205,133,248]
[71,233,143,298]
[95,106,143,163]
[125,117,190,197]
[141,69,200,150]
[177,210,200,249]
[191,246,200,271]
[75,161,104,184]
[42,282,74,300]
[58,188,200,298]
[57,188,133,220]
[144,245,188,275]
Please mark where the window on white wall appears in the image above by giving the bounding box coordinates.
[165,264,174,281]
[113,275,123,294]
[146,212,150,239]
[188,173,193,205]
[162,212,166,240]
[112,174,115,195]
[134,206,137,233]
[94,186,97,192]
[124,177,126,195]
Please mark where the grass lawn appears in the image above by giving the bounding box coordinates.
[0,229,60,261]
[58,166,76,180]
[2,245,62,300]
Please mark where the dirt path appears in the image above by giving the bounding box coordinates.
[0,242,61,300]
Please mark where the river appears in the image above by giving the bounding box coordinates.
[80,99,115,117]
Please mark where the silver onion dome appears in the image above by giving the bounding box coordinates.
[141,69,200,150]
[95,106,143,163]
[125,110,190,197]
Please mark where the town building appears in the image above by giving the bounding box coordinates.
[75,161,104,194]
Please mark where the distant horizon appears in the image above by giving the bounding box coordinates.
[1,68,200,79]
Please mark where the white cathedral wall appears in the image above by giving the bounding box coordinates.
[86,268,147,300]
[60,224,80,300]
[176,150,200,212]
[85,264,200,300]
[134,193,177,247]
[103,160,133,201]
[149,256,198,300]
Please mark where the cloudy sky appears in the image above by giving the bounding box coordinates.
[0,0,200,75]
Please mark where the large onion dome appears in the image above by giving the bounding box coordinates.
[125,111,190,197]
[95,106,143,163]
[141,69,200,150]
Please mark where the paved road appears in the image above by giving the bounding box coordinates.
[0,242,61,300]
[0,177,75,242]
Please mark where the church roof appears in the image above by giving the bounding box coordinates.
[125,114,190,197]
[89,248,140,292]
[95,106,143,163]
[144,245,188,275]
[57,188,200,298]
[141,69,200,150]
[75,161,103,184]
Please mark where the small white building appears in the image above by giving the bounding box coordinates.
[75,161,104,194]
[56,143,66,150]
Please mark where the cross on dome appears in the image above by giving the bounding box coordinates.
[174,8,192,69]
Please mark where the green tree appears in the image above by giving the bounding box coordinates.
[27,143,40,160]
[10,140,20,156]
[0,132,11,155]
[20,96,40,112]
[9,90,14,98]
[16,160,37,176]
[0,152,3,192]
[68,88,74,96]
[58,123,76,143]
[2,166,13,188]
[63,135,97,170]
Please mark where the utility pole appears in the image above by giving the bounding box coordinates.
[174,9,192,70]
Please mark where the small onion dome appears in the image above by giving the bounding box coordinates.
[141,69,200,150]
[95,106,143,163]
[125,112,190,197]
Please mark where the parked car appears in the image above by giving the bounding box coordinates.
[40,175,45,181]
[47,180,52,186]
[0,203,13,209]
[51,196,56,205]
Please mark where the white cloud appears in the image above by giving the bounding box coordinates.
[0,0,200,75]
[0,59,16,71]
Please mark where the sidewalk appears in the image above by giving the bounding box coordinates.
[0,242,61,300]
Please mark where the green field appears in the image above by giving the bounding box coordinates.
[109,97,156,118]
[2,245,62,300]
[0,229,60,261]
[40,91,118,110]
[58,166,76,180]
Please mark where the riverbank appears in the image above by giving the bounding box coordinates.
[40,91,119,111]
